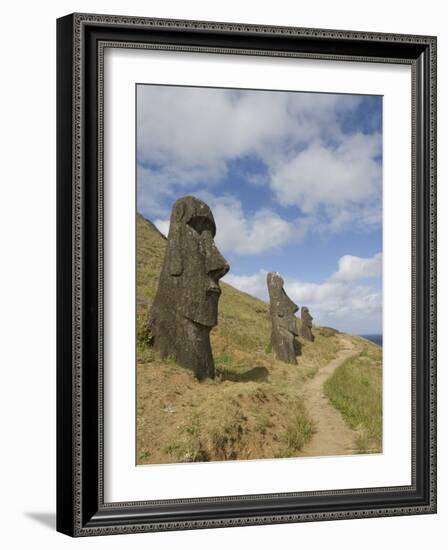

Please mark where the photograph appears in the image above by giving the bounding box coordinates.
[0,0,443,543]
[55,9,437,537]
[136,84,383,465]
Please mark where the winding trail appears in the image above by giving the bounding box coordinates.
[300,337,359,457]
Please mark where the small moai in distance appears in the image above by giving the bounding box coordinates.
[266,272,299,364]
[148,196,229,380]
[300,306,314,342]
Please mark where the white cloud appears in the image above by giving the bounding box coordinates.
[137,85,380,239]
[137,87,361,180]
[224,252,382,334]
[211,197,293,255]
[270,133,382,230]
[225,270,269,300]
[331,252,382,282]
[154,219,169,237]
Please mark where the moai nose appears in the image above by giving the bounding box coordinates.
[203,233,229,280]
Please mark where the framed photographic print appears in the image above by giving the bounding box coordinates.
[56,13,437,536]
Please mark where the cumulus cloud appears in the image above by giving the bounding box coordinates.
[211,197,293,254]
[137,86,361,181]
[136,85,380,240]
[224,270,270,300]
[270,133,382,230]
[331,252,382,282]
[154,219,169,237]
[224,252,382,334]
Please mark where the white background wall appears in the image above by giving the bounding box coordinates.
[0,1,445,548]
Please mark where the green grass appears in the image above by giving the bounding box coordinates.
[215,282,270,353]
[282,404,315,456]
[136,214,168,347]
[135,212,380,464]
[324,343,382,453]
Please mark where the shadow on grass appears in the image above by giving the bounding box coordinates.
[218,365,269,383]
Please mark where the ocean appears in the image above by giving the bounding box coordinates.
[359,334,382,347]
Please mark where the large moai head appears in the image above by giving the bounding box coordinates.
[266,272,299,364]
[149,196,229,379]
[300,306,314,342]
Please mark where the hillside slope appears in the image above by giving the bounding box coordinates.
[136,213,382,464]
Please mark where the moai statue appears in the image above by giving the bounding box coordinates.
[266,272,299,364]
[300,306,314,342]
[148,196,229,380]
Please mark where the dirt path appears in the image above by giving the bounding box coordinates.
[300,337,359,457]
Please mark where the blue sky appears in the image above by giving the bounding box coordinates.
[137,84,382,334]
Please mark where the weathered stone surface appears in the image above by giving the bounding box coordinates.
[300,306,314,342]
[148,196,229,380]
[266,272,299,364]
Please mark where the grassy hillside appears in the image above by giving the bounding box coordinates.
[324,339,383,453]
[136,213,381,464]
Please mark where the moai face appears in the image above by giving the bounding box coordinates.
[267,272,299,364]
[149,196,229,379]
[277,290,299,336]
[165,196,229,327]
[300,306,314,343]
[302,307,313,328]
[267,272,299,336]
